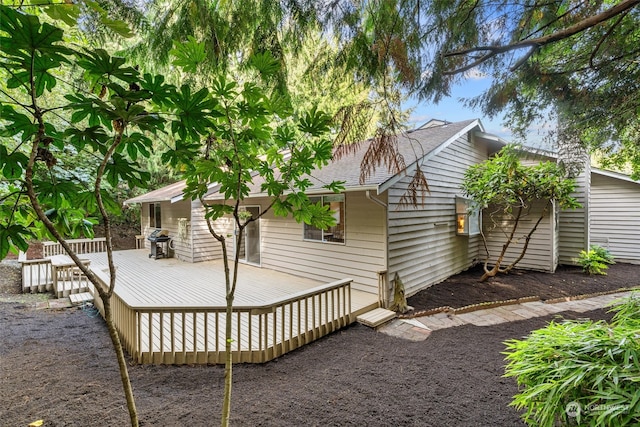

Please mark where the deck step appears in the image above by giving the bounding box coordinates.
[69,292,94,305]
[356,308,397,328]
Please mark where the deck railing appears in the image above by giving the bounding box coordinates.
[21,259,53,293]
[43,238,107,257]
[21,257,91,296]
[90,271,353,364]
[51,259,91,298]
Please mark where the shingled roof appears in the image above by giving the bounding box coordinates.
[127,119,484,204]
[203,118,481,200]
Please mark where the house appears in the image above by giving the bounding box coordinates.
[127,118,640,307]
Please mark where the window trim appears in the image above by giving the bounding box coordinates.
[303,194,346,245]
[149,203,162,229]
[455,196,481,236]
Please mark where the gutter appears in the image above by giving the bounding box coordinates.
[366,190,387,208]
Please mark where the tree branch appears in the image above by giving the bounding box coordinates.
[443,0,640,75]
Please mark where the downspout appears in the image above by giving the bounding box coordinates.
[366,190,389,307]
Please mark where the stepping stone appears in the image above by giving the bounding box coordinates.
[48,298,72,309]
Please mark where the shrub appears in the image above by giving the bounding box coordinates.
[576,245,615,275]
[503,294,640,426]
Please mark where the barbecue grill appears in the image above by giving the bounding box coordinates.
[148,230,170,259]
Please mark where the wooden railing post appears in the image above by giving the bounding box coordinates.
[83,272,354,365]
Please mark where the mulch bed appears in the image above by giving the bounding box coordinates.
[407,263,640,312]
[2,263,638,426]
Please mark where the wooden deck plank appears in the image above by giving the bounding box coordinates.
[81,250,376,309]
[81,249,379,363]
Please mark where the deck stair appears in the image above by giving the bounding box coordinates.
[356,307,397,328]
[69,292,94,306]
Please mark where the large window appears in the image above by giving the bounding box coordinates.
[149,203,161,229]
[304,194,345,243]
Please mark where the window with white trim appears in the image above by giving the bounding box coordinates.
[455,197,481,236]
[149,203,161,229]
[303,194,345,243]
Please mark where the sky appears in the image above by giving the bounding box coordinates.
[405,76,510,139]
[404,76,551,150]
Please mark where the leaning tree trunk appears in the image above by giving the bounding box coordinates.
[480,203,551,281]
[102,298,139,426]
[480,206,524,281]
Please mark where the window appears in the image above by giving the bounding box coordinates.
[304,194,345,243]
[149,203,161,229]
[455,197,480,236]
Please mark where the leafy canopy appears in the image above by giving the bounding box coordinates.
[0,4,172,259]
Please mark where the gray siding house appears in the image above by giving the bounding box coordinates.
[127,118,640,307]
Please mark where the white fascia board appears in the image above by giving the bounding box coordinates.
[474,131,557,159]
[204,185,381,201]
[592,168,640,184]
[173,182,220,203]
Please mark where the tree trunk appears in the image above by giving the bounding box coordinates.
[480,205,523,281]
[102,297,139,426]
[220,292,234,427]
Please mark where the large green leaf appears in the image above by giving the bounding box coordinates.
[65,93,108,127]
[76,48,139,84]
[0,145,29,180]
[64,126,110,152]
[118,132,152,161]
[104,153,151,188]
[140,73,176,107]
[0,5,72,54]
[34,180,81,209]
[0,105,38,142]
[43,3,81,26]
[0,223,33,260]
[297,107,331,136]
[247,51,281,78]
[170,85,218,140]
[170,36,206,73]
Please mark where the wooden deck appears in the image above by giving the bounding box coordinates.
[80,250,376,310]
[78,250,379,364]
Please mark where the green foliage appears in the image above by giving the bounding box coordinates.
[504,294,640,426]
[0,4,172,259]
[169,36,206,73]
[462,145,579,279]
[463,145,579,211]
[177,63,342,229]
[576,245,616,275]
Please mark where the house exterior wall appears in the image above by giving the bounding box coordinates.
[233,192,387,294]
[591,173,640,264]
[481,199,556,272]
[140,200,193,262]
[558,161,591,264]
[386,132,486,298]
[189,200,232,262]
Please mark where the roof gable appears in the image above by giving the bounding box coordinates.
[592,168,640,185]
[308,118,482,194]
[125,180,187,204]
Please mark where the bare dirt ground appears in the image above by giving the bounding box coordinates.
[408,263,640,312]
[1,263,638,426]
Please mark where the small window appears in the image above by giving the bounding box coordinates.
[304,194,345,243]
[455,197,480,236]
[149,203,162,229]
